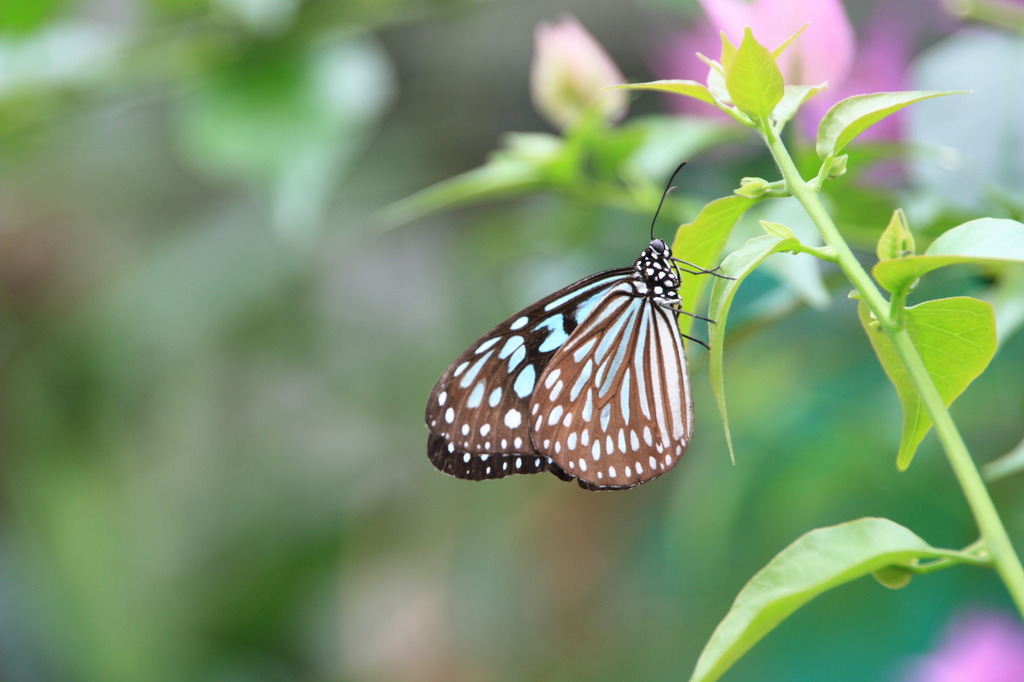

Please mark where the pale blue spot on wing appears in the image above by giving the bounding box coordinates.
[467,382,485,408]
[489,387,503,407]
[634,312,652,418]
[600,403,612,431]
[599,308,639,398]
[476,337,501,354]
[513,365,537,398]
[594,298,638,364]
[543,277,621,312]
[574,289,614,324]
[620,368,631,424]
[459,350,493,388]
[498,336,524,360]
[510,315,529,330]
[536,317,570,353]
[508,345,527,372]
[573,338,597,363]
[593,361,607,392]
[570,359,593,401]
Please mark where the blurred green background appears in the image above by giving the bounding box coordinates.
[1,0,1023,680]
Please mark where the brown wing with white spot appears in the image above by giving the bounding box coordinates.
[529,290,693,490]
[425,269,631,481]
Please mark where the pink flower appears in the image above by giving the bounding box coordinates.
[801,9,910,139]
[697,0,855,88]
[904,608,1024,682]
[659,0,923,138]
[530,15,627,131]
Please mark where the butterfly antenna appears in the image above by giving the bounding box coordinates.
[649,162,688,241]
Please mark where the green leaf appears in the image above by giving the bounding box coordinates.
[707,233,800,461]
[760,220,796,240]
[718,31,738,71]
[816,90,966,159]
[876,208,915,262]
[872,565,914,590]
[858,297,997,470]
[772,83,826,130]
[611,80,717,107]
[874,218,1024,293]
[770,25,808,60]
[375,133,561,227]
[726,28,784,124]
[673,195,758,340]
[0,0,67,32]
[691,518,957,682]
[983,434,1024,482]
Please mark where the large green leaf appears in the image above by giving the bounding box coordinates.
[726,28,784,124]
[858,297,997,470]
[673,195,758,339]
[706,233,799,461]
[873,218,1024,293]
[816,91,964,159]
[610,80,717,106]
[691,518,970,682]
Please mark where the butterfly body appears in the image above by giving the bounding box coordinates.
[425,239,693,491]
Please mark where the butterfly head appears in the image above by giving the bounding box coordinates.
[635,239,681,304]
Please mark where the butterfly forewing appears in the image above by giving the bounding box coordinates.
[425,268,632,481]
[528,289,692,490]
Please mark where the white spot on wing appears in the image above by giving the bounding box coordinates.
[504,409,522,429]
[548,405,564,426]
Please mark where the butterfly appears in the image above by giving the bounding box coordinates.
[425,165,718,490]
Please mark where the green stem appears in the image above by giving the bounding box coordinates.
[761,123,1024,617]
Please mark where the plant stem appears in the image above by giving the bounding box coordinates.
[761,123,1024,617]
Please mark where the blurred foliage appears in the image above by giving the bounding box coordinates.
[0,1,1022,681]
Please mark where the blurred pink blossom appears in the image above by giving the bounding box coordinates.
[660,0,922,138]
[903,608,1024,682]
[802,10,911,139]
[530,15,627,132]
[697,0,855,87]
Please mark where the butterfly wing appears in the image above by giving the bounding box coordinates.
[528,289,692,490]
[426,268,632,481]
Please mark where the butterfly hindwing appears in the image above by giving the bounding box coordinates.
[426,237,699,490]
[528,288,692,490]
[425,268,633,481]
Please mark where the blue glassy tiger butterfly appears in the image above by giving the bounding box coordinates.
[425,164,720,491]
